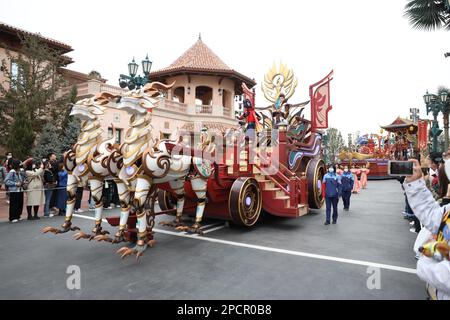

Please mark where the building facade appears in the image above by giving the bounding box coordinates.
[0,22,255,148]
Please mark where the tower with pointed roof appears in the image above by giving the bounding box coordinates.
[149,37,256,134]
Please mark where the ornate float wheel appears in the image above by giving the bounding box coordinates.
[157,189,176,214]
[228,177,262,227]
[305,158,326,209]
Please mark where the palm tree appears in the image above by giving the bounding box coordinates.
[404,0,450,31]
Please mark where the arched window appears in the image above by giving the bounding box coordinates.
[173,87,185,103]
[195,86,213,105]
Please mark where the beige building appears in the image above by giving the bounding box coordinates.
[0,22,255,147]
[71,37,256,143]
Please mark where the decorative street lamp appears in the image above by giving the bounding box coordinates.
[423,90,445,153]
[119,55,152,90]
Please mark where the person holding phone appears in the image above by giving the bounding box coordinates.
[24,158,44,220]
[404,159,450,300]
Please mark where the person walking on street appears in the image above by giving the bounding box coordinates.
[340,166,354,211]
[43,159,56,218]
[4,159,26,222]
[24,158,44,220]
[322,164,342,225]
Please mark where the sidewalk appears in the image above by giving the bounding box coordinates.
[0,189,92,222]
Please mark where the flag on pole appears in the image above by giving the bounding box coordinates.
[310,70,333,131]
[418,120,428,150]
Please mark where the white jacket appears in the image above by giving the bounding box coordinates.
[404,178,450,300]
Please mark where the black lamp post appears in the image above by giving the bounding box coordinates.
[119,55,152,90]
[423,90,445,153]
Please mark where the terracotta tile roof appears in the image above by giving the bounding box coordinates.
[161,38,230,72]
[0,21,73,54]
[149,38,256,94]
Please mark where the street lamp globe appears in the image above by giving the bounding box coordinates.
[440,91,449,103]
[128,58,139,77]
[423,91,432,104]
[128,81,136,90]
[142,54,152,75]
[119,80,128,89]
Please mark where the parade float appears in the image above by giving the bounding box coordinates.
[43,64,334,259]
[338,117,420,180]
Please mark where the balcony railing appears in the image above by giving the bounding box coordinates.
[223,107,232,117]
[161,99,187,113]
[76,80,126,98]
[195,104,212,114]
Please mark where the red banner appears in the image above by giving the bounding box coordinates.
[418,120,428,150]
[310,70,333,131]
[242,82,255,107]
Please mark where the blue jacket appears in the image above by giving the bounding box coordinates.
[4,169,27,192]
[340,171,354,192]
[323,172,341,198]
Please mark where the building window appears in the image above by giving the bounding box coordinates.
[108,127,122,144]
[113,113,120,123]
[164,121,170,129]
[162,133,171,139]
[10,61,21,89]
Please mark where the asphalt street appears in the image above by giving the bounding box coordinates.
[0,179,426,299]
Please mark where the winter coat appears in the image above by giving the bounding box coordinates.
[341,172,354,192]
[43,169,57,189]
[25,168,44,206]
[56,170,68,210]
[4,169,27,192]
[404,178,450,300]
[322,172,341,198]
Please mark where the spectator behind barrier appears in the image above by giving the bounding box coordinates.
[404,159,450,300]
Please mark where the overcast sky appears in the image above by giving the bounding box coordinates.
[1,0,450,139]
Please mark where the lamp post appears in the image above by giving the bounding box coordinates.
[118,55,152,90]
[423,90,445,153]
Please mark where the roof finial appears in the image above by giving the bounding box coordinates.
[198,32,202,41]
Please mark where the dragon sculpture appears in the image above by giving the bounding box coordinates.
[42,93,119,238]
[95,81,214,259]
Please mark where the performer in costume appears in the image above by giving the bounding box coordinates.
[360,163,370,189]
[351,164,361,194]
[238,99,262,136]
[336,164,344,176]
[272,93,290,126]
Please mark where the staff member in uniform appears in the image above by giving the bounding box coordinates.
[340,166,354,211]
[322,164,341,225]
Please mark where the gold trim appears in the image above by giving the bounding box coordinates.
[136,211,146,218]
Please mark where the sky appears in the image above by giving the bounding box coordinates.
[1,0,450,140]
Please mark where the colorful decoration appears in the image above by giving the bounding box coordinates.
[310,70,333,131]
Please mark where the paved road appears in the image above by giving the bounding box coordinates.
[0,180,426,299]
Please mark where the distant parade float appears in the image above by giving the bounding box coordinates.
[339,117,422,180]
[43,64,334,260]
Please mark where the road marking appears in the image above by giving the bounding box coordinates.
[72,214,417,275]
[200,222,224,230]
[202,225,227,234]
